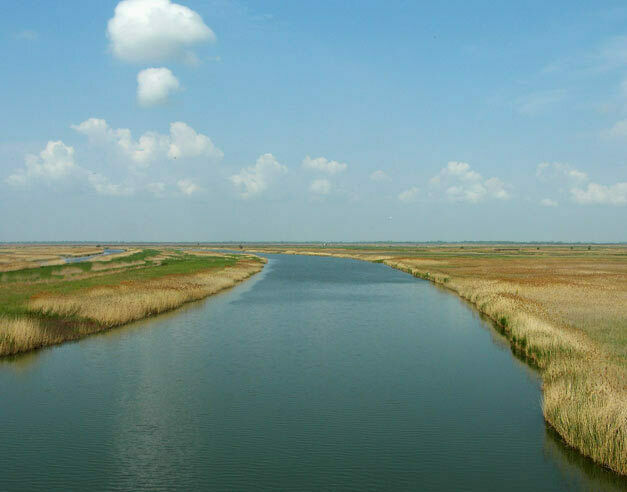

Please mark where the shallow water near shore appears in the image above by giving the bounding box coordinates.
[1,254,625,491]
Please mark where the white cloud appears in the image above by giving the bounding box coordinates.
[430,161,509,203]
[177,178,200,195]
[484,178,509,200]
[302,155,347,175]
[107,0,215,63]
[230,153,287,198]
[6,141,78,186]
[570,182,627,205]
[370,170,390,182]
[398,186,420,203]
[536,162,588,183]
[309,178,331,195]
[5,140,133,197]
[88,173,134,196]
[536,162,626,206]
[137,67,180,107]
[540,198,558,207]
[167,122,221,160]
[16,29,38,41]
[71,118,222,167]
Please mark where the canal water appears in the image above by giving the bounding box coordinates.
[1,254,624,491]
[64,248,125,263]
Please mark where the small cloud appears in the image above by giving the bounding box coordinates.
[88,173,134,196]
[536,162,588,183]
[570,182,627,205]
[309,178,331,195]
[16,29,38,41]
[370,170,390,182]
[5,140,133,196]
[6,140,78,186]
[167,121,222,160]
[302,155,347,175]
[230,153,287,198]
[137,67,180,107]
[536,161,625,206]
[177,178,200,195]
[107,0,215,63]
[71,118,222,167]
[430,161,509,203]
[398,186,420,203]
[540,198,558,207]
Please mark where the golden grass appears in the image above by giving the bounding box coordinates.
[29,258,264,327]
[0,250,265,357]
[0,316,49,356]
[0,245,109,272]
[246,244,627,475]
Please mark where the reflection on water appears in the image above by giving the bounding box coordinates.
[544,424,627,490]
[0,254,624,491]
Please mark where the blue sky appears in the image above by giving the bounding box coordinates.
[1,0,626,242]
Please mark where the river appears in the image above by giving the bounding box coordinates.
[1,254,624,491]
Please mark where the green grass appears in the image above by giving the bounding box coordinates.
[0,249,163,283]
[0,251,242,319]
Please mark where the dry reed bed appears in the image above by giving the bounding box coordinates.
[0,257,265,357]
[249,246,627,475]
[0,246,107,270]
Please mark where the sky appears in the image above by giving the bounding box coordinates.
[1,0,626,242]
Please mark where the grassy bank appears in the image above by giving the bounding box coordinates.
[0,248,265,357]
[243,244,626,475]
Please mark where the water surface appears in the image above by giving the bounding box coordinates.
[64,248,125,263]
[1,254,625,491]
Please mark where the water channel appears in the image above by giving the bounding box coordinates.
[1,254,624,491]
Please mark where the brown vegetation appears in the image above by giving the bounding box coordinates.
[29,257,264,327]
[0,248,265,357]
[0,245,108,272]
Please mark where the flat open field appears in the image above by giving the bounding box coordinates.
[238,243,626,475]
[0,245,111,272]
[0,246,265,357]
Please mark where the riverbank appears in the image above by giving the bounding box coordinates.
[0,248,265,357]
[240,244,626,476]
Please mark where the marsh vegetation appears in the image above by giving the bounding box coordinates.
[0,246,265,357]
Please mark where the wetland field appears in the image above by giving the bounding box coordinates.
[1,242,625,488]
[0,245,265,356]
